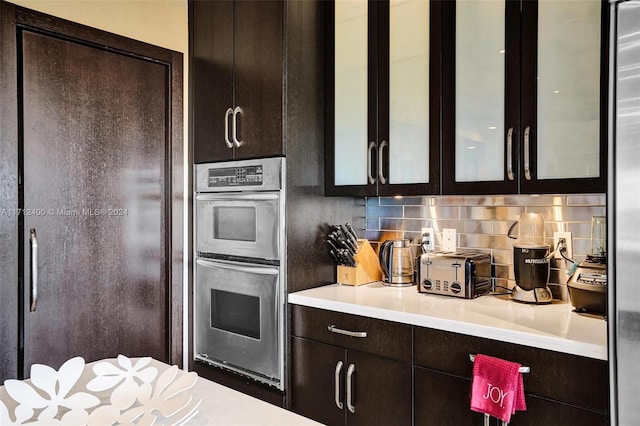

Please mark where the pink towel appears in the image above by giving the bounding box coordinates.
[470,354,526,423]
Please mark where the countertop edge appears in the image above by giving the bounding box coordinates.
[287,292,608,361]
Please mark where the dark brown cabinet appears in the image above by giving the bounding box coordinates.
[291,306,412,426]
[415,367,608,426]
[441,0,609,195]
[414,327,609,425]
[289,304,609,425]
[191,0,284,163]
[325,0,441,197]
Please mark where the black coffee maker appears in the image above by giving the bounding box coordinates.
[508,213,553,304]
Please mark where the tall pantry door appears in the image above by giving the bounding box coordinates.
[19,26,170,376]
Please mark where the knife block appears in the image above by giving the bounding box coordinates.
[337,239,382,286]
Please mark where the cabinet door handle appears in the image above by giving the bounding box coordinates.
[327,325,367,338]
[367,141,376,185]
[523,125,531,180]
[30,228,38,312]
[224,108,234,149]
[334,361,344,410]
[506,127,514,181]
[346,363,356,413]
[378,140,388,185]
[232,106,243,147]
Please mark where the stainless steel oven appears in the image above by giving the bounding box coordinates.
[194,157,285,390]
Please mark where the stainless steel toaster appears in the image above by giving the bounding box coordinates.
[418,252,492,298]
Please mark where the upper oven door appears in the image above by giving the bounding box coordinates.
[195,192,280,261]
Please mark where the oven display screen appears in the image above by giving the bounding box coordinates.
[210,289,260,339]
[208,165,263,187]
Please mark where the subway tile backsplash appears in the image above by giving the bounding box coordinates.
[365,194,606,300]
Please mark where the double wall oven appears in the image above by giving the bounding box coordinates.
[194,157,285,390]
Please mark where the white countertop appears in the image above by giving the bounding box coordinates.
[0,356,319,426]
[188,374,319,425]
[288,282,608,360]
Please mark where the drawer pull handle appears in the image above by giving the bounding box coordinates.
[335,361,344,410]
[327,325,367,338]
[346,363,356,413]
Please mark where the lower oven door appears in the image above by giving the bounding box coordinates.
[194,258,282,389]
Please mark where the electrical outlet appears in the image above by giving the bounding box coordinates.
[553,231,573,259]
[443,228,456,252]
[421,227,435,251]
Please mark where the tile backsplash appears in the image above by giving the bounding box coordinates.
[365,194,606,300]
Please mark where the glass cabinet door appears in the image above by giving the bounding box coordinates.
[442,0,518,194]
[521,0,605,190]
[387,0,430,186]
[331,0,370,191]
[443,0,606,195]
[327,0,441,197]
[454,0,505,183]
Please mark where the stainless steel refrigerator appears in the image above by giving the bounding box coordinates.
[610,1,640,424]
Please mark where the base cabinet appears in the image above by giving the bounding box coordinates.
[292,337,411,426]
[414,327,609,425]
[414,366,608,426]
[290,305,412,425]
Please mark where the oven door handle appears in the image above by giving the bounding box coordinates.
[196,258,279,275]
[196,193,279,201]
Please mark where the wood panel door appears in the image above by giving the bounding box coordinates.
[291,337,346,426]
[190,0,283,163]
[233,0,284,160]
[0,4,183,379]
[346,350,412,426]
[191,0,234,163]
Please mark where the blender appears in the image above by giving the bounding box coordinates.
[507,213,553,304]
[567,216,607,315]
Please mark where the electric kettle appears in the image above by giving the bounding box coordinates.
[378,239,415,286]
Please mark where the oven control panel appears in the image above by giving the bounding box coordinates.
[208,165,263,187]
[196,158,283,193]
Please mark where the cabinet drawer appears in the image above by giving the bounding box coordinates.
[291,305,412,363]
[414,327,608,413]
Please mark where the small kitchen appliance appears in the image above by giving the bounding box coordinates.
[508,213,553,304]
[418,251,491,298]
[567,216,607,315]
[378,239,415,286]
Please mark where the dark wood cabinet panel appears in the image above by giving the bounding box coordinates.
[415,366,608,426]
[291,305,412,363]
[415,366,487,425]
[190,0,284,163]
[233,0,283,159]
[191,0,234,163]
[347,350,412,426]
[291,337,346,425]
[291,337,412,426]
[414,326,609,413]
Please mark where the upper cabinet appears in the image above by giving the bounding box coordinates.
[191,0,284,163]
[325,0,442,197]
[442,0,608,194]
